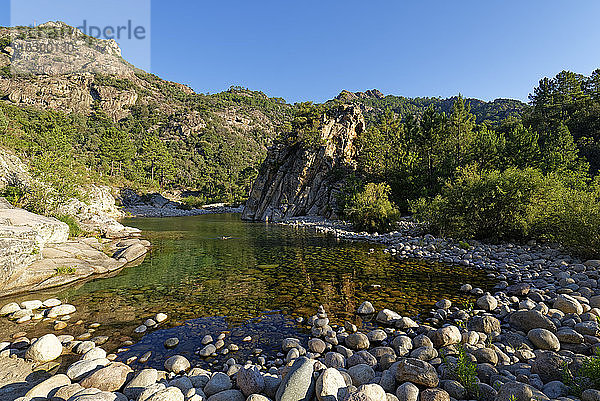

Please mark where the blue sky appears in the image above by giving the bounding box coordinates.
[1,0,599,103]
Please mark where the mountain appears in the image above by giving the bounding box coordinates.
[0,22,531,210]
[0,22,291,205]
[331,90,527,126]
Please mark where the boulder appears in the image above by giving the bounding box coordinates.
[78,362,132,392]
[554,294,583,315]
[276,357,316,401]
[509,310,556,332]
[429,326,461,348]
[25,333,63,362]
[24,374,71,399]
[237,365,265,396]
[395,358,439,388]
[205,372,233,396]
[527,328,560,351]
[316,367,349,401]
[164,355,190,374]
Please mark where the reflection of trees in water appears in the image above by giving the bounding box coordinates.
[49,216,494,328]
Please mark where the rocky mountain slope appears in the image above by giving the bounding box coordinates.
[242,105,364,221]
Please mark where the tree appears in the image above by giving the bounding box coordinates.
[99,127,135,176]
[138,135,175,187]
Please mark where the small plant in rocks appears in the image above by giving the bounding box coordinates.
[54,266,77,276]
[562,348,600,396]
[441,345,479,397]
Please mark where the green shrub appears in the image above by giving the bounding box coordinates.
[54,266,77,276]
[345,182,400,233]
[0,184,27,207]
[180,195,206,210]
[441,345,479,397]
[563,347,600,395]
[54,214,83,238]
[412,166,600,257]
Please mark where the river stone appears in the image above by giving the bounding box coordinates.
[467,315,501,334]
[357,301,375,314]
[509,310,556,332]
[68,390,122,401]
[309,338,327,354]
[43,298,62,307]
[164,355,190,374]
[542,380,569,398]
[554,294,583,314]
[316,367,349,401]
[25,333,63,362]
[582,389,600,401]
[347,363,375,386]
[557,327,585,343]
[200,344,217,357]
[495,382,533,401]
[396,358,438,387]
[323,352,346,369]
[275,356,316,401]
[24,374,71,399]
[237,365,265,396]
[74,341,96,354]
[347,384,386,401]
[575,321,600,336]
[67,358,110,380]
[527,328,560,351]
[20,299,43,310]
[205,372,233,396]
[531,350,565,383]
[347,350,377,368]
[247,395,271,401]
[395,382,419,401]
[472,347,498,365]
[0,302,20,316]
[123,368,158,399]
[52,382,84,400]
[82,347,106,360]
[345,333,370,350]
[429,325,461,347]
[395,317,419,330]
[441,380,466,400]
[146,387,185,401]
[79,362,132,391]
[476,294,498,311]
[376,309,401,324]
[419,388,450,401]
[169,376,194,393]
[137,383,167,401]
[208,389,245,401]
[48,304,77,317]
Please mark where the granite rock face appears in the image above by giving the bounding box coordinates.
[242,105,364,221]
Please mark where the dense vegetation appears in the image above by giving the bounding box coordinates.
[340,69,600,257]
[0,81,291,208]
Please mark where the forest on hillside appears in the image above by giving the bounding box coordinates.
[328,69,600,257]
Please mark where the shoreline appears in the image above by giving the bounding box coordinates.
[2,214,600,400]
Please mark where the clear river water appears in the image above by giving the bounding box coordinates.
[0,213,495,369]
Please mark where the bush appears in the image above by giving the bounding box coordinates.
[180,195,206,210]
[345,182,400,233]
[54,214,83,238]
[0,184,27,207]
[563,347,600,395]
[441,346,479,397]
[412,166,600,257]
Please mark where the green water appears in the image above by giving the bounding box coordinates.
[52,214,493,327]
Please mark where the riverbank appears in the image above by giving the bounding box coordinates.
[124,203,244,218]
[2,214,600,400]
[0,199,151,297]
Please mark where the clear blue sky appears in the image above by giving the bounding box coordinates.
[1,0,599,103]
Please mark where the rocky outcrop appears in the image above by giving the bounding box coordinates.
[0,201,150,296]
[242,105,364,221]
[336,89,385,101]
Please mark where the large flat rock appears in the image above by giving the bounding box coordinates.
[0,208,69,246]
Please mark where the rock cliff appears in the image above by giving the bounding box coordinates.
[241,105,364,221]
